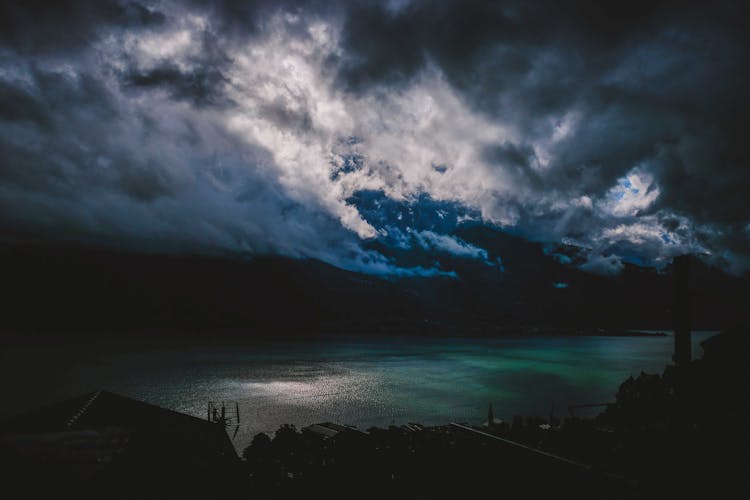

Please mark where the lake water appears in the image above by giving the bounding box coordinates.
[1,332,717,452]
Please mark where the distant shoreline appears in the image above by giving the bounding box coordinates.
[0,326,681,349]
[0,326,674,349]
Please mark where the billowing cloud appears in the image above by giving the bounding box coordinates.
[411,230,490,262]
[0,0,748,276]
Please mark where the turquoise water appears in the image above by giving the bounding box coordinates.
[1,332,717,452]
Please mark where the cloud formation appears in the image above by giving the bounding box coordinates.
[0,0,748,276]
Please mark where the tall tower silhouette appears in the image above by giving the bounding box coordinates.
[672,255,692,366]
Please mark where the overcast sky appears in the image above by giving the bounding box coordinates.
[1,0,748,276]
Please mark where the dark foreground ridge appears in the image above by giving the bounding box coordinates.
[2,241,747,341]
[2,330,747,498]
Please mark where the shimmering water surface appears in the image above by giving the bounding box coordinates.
[2,332,717,452]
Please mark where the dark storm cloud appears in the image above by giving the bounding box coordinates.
[119,23,234,107]
[0,0,748,275]
[483,142,543,190]
[546,4,745,268]
[122,59,229,107]
[0,79,52,128]
[0,68,122,193]
[0,0,165,54]
[336,0,750,221]
[0,5,437,276]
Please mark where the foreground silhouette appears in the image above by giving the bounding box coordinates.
[2,330,746,498]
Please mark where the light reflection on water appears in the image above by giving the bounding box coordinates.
[1,332,718,452]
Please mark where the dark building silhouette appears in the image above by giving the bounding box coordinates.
[0,391,241,497]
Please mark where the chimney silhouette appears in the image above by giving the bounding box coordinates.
[672,255,692,366]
